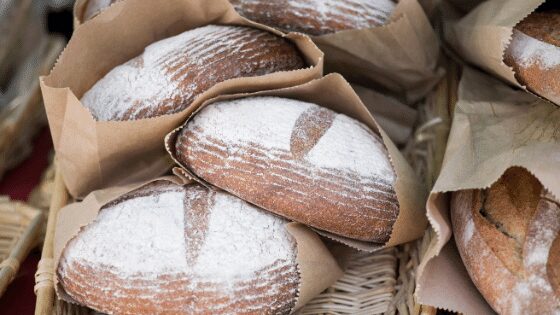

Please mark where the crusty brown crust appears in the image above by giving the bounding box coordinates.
[229,0,396,36]
[451,168,560,314]
[504,11,560,104]
[175,99,399,242]
[82,25,306,121]
[57,182,299,314]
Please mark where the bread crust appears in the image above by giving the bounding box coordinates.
[175,97,399,242]
[504,11,560,104]
[229,0,396,36]
[451,169,560,314]
[81,25,305,121]
[57,182,299,314]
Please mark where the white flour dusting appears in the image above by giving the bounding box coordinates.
[188,96,395,181]
[508,29,560,70]
[62,191,188,277]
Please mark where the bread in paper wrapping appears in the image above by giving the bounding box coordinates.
[174,96,399,242]
[53,177,343,314]
[167,74,428,250]
[41,0,323,198]
[451,168,560,314]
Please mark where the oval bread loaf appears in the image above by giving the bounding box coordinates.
[230,0,397,36]
[57,181,299,315]
[504,11,560,105]
[81,25,306,121]
[175,96,399,242]
[451,167,560,314]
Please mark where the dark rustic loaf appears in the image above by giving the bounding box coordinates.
[175,96,399,242]
[82,0,120,21]
[57,181,299,315]
[451,167,560,314]
[504,11,560,105]
[229,0,396,36]
[81,25,305,121]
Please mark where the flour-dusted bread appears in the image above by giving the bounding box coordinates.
[504,11,560,104]
[229,0,396,36]
[81,25,306,121]
[82,0,120,21]
[451,168,560,314]
[57,181,299,315]
[175,96,398,242]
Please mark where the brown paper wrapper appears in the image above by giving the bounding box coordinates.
[52,176,343,312]
[165,74,428,252]
[42,0,324,199]
[352,83,417,146]
[443,0,560,106]
[416,67,560,314]
[314,0,444,104]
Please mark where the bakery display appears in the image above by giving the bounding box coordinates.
[451,167,560,314]
[81,25,305,121]
[229,0,397,36]
[57,181,299,315]
[82,0,120,21]
[175,96,399,242]
[504,11,560,104]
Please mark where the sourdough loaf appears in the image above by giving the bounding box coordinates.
[81,25,305,121]
[504,11,560,104]
[451,167,560,314]
[229,0,396,36]
[175,96,399,242]
[82,0,120,21]
[57,181,299,315]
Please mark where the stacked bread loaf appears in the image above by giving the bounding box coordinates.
[58,181,300,314]
[174,96,399,242]
[229,0,397,36]
[451,168,560,314]
[505,11,560,105]
[81,25,305,121]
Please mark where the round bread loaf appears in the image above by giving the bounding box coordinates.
[82,0,120,21]
[504,11,560,104]
[451,167,560,314]
[81,25,305,121]
[230,0,396,36]
[175,96,399,242]
[57,181,299,315]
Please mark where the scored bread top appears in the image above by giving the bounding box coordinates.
[81,25,305,121]
[57,181,299,315]
[451,167,560,314]
[230,0,396,36]
[176,96,398,242]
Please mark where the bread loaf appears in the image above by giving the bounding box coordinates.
[81,25,305,121]
[57,181,299,315]
[229,0,396,36]
[504,11,560,104]
[82,0,120,21]
[451,167,560,314]
[175,96,399,242]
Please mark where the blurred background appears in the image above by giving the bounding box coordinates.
[0,0,74,313]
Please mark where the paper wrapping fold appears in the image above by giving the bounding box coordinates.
[52,176,343,312]
[416,67,560,314]
[314,0,443,104]
[444,0,560,106]
[165,74,428,252]
[41,0,324,199]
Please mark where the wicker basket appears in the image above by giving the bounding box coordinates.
[0,197,43,297]
[32,58,459,315]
